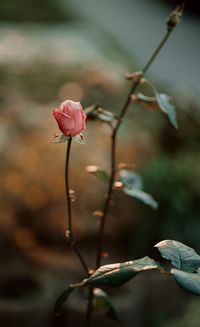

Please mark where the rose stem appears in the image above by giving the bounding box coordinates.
[65,137,89,275]
[88,7,181,325]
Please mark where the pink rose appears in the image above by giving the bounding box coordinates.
[53,100,86,137]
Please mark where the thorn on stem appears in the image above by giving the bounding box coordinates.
[93,210,104,218]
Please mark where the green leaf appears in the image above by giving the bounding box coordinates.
[84,104,99,115]
[171,269,200,295]
[123,187,158,209]
[134,93,158,110]
[155,240,200,272]
[137,81,178,128]
[118,168,158,209]
[93,288,121,322]
[136,93,156,103]
[119,169,143,190]
[96,108,115,123]
[86,165,109,183]
[83,257,159,287]
[53,133,70,143]
[54,286,75,315]
[72,134,85,144]
[154,91,178,129]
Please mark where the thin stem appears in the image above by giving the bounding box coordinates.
[95,29,172,269]
[85,287,93,327]
[95,132,116,268]
[119,30,171,123]
[65,138,89,276]
[142,30,171,75]
[65,138,72,231]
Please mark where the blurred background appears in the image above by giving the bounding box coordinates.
[0,0,200,326]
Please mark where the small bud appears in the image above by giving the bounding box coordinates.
[53,100,86,137]
[166,4,184,32]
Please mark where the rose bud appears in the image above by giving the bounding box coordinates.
[53,100,86,137]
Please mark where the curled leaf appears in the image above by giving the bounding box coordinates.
[83,257,160,287]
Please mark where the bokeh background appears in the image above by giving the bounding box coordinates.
[0,0,200,326]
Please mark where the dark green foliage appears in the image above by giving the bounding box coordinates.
[118,169,158,209]
[171,269,200,295]
[54,286,75,315]
[156,240,200,295]
[84,257,160,287]
[92,288,121,322]
[155,240,200,272]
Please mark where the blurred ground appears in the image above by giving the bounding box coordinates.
[0,1,200,326]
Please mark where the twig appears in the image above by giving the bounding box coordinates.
[95,29,173,269]
[85,287,93,327]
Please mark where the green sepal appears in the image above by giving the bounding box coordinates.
[72,134,85,144]
[53,133,70,143]
[53,133,84,144]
